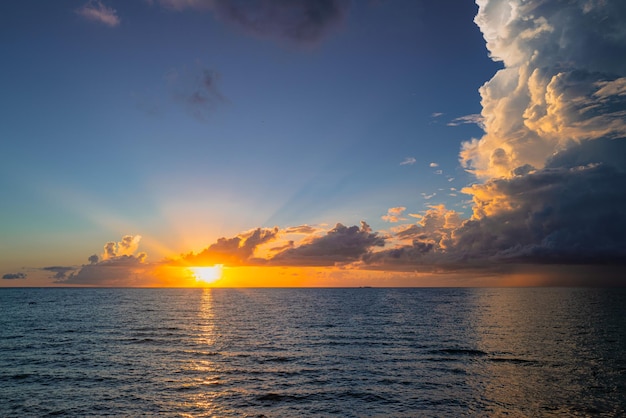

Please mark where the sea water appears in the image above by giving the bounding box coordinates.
[1,287,625,416]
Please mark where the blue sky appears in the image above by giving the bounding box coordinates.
[1,1,494,264]
[2,0,625,286]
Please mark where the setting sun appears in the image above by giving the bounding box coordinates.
[190,265,223,285]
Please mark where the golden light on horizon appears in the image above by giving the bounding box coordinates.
[190,265,224,286]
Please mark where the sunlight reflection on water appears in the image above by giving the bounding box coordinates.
[0,287,624,416]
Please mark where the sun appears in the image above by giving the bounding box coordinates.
[190,265,223,285]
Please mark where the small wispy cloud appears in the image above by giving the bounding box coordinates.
[429,162,439,168]
[431,112,444,118]
[2,272,26,280]
[421,192,437,200]
[169,66,227,121]
[400,157,416,166]
[284,225,321,235]
[76,0,120,27]
[434,169,443,175]
[382,207,407,223]
[447,114,484,128]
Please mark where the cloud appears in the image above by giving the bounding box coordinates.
[362,139,626,279]
[362,0,626,283]
[431,112,444,118]
[429,162,439,168]
[457,0,626,269]
[284,225,319,234]
[102,235,142,260]
[182,222,384,267]
[447,114,484,128]
[42,266,76,280]
[59,254,151,286]
[2,272,26,280]
[382,207,407,223]
[454,139,626,265]
[155,0,349,45]
[270,241,294,253]
[462,0,626,179]
[53,235,182,286]
[400,157,416,165]
[358,1,626,283]
[76,0,120,27]
[272,221,385,266]
[168,66,226,120]
[364,205,462,267]
[184,227,279,265]
[155,0,212,10]
[211,0,348,45]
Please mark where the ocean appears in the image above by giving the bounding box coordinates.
[1,287,625,416]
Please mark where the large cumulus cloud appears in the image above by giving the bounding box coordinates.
[452,0,626,276]
[361,1,626,283]
[461,0,626,179]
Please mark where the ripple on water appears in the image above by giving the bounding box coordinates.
[0,287,624,417]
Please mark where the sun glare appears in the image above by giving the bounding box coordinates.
[190,265,223,285]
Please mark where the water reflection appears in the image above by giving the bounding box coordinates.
[178,289,220,415]
[471,288,626,416]
[197,288,216,347]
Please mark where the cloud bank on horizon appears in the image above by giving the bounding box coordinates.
[6,0,625,286]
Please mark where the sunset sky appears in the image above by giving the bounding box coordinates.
[2,0,625,287]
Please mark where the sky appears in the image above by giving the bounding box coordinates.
[1,0,625,287]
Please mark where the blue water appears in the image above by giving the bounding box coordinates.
[1,287,625,416]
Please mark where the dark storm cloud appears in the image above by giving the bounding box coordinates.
[42,266,76,280]
[364,139,626,276]
[2,272,26,280]
[454,139,626,265]
[271,221,385,266]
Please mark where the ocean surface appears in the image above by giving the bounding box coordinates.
[1,287,625,417]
